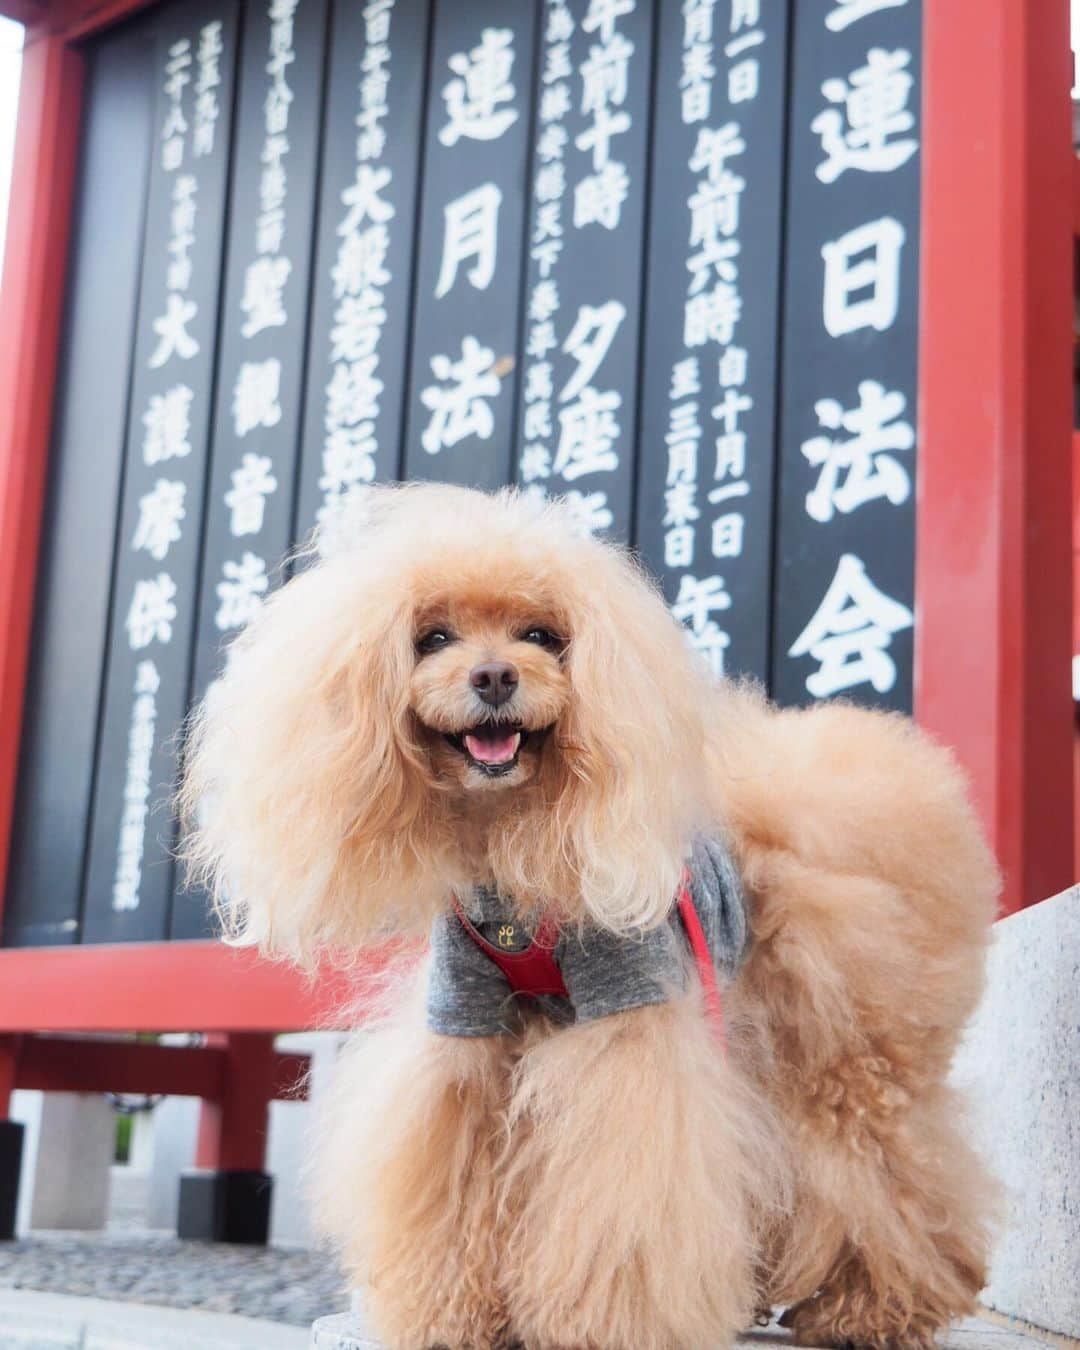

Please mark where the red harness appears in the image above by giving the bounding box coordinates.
[451,897,570,998]
[452,870,727,1047]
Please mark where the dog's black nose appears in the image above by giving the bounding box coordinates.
[470,661,519,707]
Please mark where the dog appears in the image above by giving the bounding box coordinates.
[181,483,999,1350]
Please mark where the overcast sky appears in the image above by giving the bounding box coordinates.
[0,17,23,283]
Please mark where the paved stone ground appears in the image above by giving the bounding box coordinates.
[0,1230,350,1328]
[0,1234,1069,1348]
[0,1288,309,1349]
[311,1311,1067,1349]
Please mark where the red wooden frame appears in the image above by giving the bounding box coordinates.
[916,0,1075,915]
[0,0,359,1040]
[0,27,84,935]
[0,940,386,1032]
[0,0,1075,1053]
[12,1035,310,1100]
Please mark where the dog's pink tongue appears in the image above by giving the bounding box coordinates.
[465,730,521,765]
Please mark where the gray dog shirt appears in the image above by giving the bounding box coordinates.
[426,836,747,1037]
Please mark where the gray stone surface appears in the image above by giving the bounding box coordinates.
[0,1230,349,1327]
[953,884,1080,1339]
[308,1313,1058,1349]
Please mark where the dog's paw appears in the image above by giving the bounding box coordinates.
[779,1298,941,1350]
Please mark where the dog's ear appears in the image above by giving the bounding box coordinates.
[532,548,714,933]
[179,541,447,963]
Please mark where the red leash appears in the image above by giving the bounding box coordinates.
[676,869,728,1049]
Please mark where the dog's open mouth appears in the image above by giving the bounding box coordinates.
[443,723,547,776]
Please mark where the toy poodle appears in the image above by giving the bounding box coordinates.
[181,482,999,1350]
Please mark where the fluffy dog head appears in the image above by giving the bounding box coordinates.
[180,485,719,960]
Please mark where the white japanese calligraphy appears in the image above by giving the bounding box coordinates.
[440,28,519,146]
[560,301,626,403]
[340,164,394,232]
[672,573,732,678]
[582,0,634,45]
[316,7,400,541]
[728,57,759,104]
[126,574,178,650]
[574,0,635,232]
[133,479,186,562]
[813,49,918,184]
[420,336,502,454]
[142,385,194,465]
[680,0,717,126]
[821,216,905,337]
[215,552,269,631]
[554,387,622,481]
[802,380,913,523]
[112,660,160,913]
[161,39,191,172]
[225,452,278,536]
[333,223,390,297]
[789,554,913,698]
[192,21,224,158]
[148,293,199,368]
[240,255,291,338]
[435,183,502,297]
[573,161,630,230]
[711,509,745,559]
[232,358,283,438]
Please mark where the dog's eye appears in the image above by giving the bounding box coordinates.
[417,629,454,655]
[520,627,559,648]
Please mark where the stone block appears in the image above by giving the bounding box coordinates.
[177,1169,273,1244]
[953,884,1080,1339]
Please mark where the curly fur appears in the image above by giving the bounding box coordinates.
[181,483,1000,1349]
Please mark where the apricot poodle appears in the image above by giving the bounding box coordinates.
[181,483,998,1350]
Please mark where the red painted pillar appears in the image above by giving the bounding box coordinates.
[194,1033,276,1172]
[0,33,85,930]
[180,1033,278,1243]
[0,1036,24,1239]
[0,1037,17,1119]
[917,0,1075,914]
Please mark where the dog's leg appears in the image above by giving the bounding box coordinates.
[314,1016,513,1350]
[728,834,998,1350]
[502,997,777,1350]
[772,1080,994,1350]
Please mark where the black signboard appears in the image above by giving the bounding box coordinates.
[5,0,931,951]
[635,0,789,682]
[294,0,431,554]
[81,0,238,944]
[3,22,156,947]
[512,0,654,540]
[771,0,921,710]
[402,0,539,491]
[173,0,330,939]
